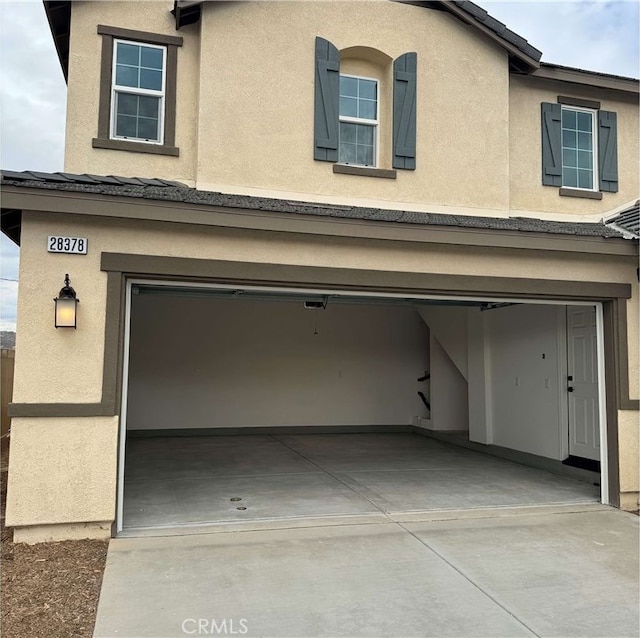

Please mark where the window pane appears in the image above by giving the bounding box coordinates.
[578,169,593,189]
[116,43,139,66]
[340,97,358,118]
[138,95,160,118]
[141,46,163,70]
[356,124,374,145]
[140,68,163,91]
[577,132,592,150]
[577,111,592,132]
[117,93,138,116]
[356,144,374,166]
[359,99,376,120]
[563,148,577,168]
[339,142,358,164]
[561,109,577,129]
[116,114,137,138]
[138,117,159,141]
[577,150,592,169]
[116,64,139,88]
[562,130,576,148]
[359,79,377,100]
[340,122,357,144]
[563,168,578,188]
[340,76,358,98]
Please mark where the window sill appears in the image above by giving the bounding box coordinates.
[559,187,603,200]
[333,164,396,179]
[92,138,179,157]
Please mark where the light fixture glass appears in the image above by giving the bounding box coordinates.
[54,274,79,328]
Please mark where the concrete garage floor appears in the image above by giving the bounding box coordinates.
[122,433,600,533]
[94,508,640,638]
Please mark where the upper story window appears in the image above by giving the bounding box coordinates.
[112,40,166,144]
[561,106,597,191]
[93,26,183,157]
[313,37,416,177]
[339,75,378,167]
[541,97,618,198]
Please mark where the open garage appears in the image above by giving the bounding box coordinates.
[119,283,603,534]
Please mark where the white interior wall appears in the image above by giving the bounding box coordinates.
[486,304,566,460]
[126,294,430,429]
[429,334,469,431]
[467,308,491,444]
[418,307,468,379]
[416,306,470,431]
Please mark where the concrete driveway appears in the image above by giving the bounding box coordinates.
[94,505,639,638]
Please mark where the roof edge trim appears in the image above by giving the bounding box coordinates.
[530,63,640,95]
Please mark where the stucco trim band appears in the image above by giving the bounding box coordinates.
[558,96,601,110]
[8,403,114,418]
[615,298,639,410]
[332,164,397,179]
[99,253,633,300]
[91,138,180,156]
[559,188,603,201]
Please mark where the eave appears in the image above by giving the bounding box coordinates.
[1,172,637,258]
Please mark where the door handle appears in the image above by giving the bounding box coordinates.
[568,386,574,392]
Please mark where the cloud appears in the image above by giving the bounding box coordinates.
[481,1,639,78]
[0,1,66,172]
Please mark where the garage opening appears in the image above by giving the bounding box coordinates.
[118,282,605,535]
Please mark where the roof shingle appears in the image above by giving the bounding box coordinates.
[1,169,632,241]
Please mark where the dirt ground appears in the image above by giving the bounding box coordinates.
[1,439,108,638]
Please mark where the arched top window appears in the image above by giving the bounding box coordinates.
[314,37,417,172]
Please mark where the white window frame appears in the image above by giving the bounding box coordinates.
[561,105,599,192]
[110,39,167,145]
[338,74,379,168]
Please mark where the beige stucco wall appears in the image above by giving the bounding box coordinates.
[509,75,639,217]
[618,410,639,511]
[195,1,510,212]
[13,210,640,406]
[64,0,513,213]
[5,416,118,528]
[64,1,200,185]
[9,209,639,532]
[62,1,638,220]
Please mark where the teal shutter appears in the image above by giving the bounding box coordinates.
[393,52,417,170]
[598,111,618,192]
[541,102,562,186]
[314,37,339,162]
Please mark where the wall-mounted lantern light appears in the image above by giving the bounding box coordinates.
[54,274,79,328]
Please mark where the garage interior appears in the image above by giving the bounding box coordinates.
[120,285,602,534]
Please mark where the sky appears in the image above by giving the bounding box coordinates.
[0,0,639,331]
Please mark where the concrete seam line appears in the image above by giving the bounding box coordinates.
[396,522,542,638]
[269,434,393,518]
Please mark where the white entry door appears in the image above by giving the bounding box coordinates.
[567,306,600,461]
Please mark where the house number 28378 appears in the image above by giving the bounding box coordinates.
[47,236,88,254]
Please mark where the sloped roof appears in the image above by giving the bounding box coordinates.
[44,0,542,82]
[1,169,630,246]
[605,201,640,239]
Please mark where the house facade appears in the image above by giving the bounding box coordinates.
[1,0,638,543]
